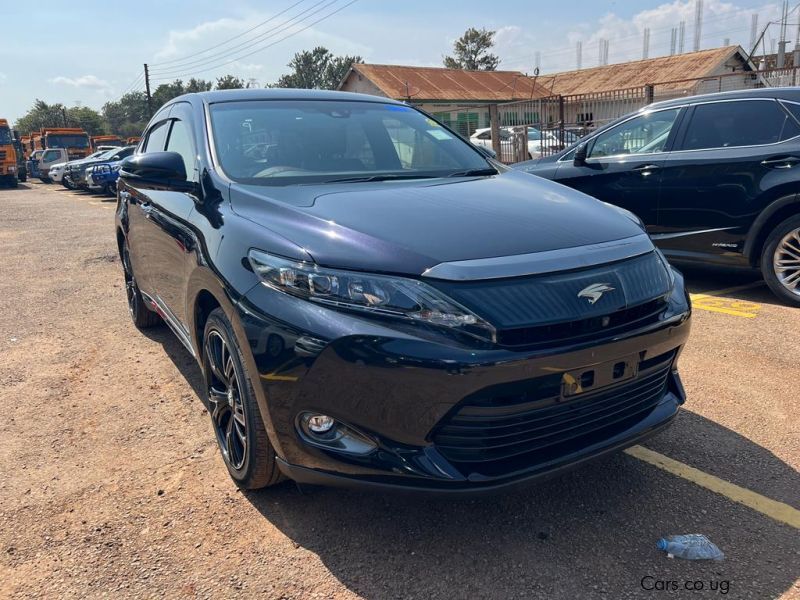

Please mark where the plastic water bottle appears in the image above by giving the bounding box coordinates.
[657,534,724,560]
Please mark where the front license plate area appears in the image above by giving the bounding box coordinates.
[561,354,639,398]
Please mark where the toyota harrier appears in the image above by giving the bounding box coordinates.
[116,89,691,492]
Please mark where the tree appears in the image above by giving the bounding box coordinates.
[14,99,69,133]
[66,106,105,135]
[185,78,214,93]
[101,91,149,138]
[273,47,363,89]
[152,80,186,109]
[215,75,246,90]
[443,27,500,71]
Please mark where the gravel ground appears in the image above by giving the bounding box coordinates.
[0,181,798,599]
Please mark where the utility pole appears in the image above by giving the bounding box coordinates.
[576,41,582,70]
[144,63,153,118]
[670,28,677,55]
[679,21,686,53]
[643,28,650,59]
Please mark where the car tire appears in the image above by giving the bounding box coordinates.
[107,181,117,197]
[202,308,283,489]
[63,176,75,190]
[18,172,27,182]
[761,214,800,307]
[121,241,162,329]
[39,177,50,184]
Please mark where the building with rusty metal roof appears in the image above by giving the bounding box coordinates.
[338,63,550,135]
[537,46,757,97]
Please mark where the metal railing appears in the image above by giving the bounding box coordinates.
[448,65,800,164]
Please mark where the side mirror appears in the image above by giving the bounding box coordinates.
[119,152,194,193]
[573,143,588,166]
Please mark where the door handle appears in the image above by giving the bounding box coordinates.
[632,164,661,172]
[760,156,800,168]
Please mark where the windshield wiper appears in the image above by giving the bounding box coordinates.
[321,174,438,184]
[446,168,498,178]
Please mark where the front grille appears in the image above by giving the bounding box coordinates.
[431,251,672,349]
[432,350,675,478]
[496,298,667,347]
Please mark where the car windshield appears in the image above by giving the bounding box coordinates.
[46,134,89,148]
[0,127,12,144]
[209,100,491,186]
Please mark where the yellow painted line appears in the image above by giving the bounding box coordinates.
[626,445,800,529]
[261,373,299,382]
[689,297,759,318]
[689,281,764,318]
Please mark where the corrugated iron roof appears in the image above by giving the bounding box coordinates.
[345,64,550,101]
[537,46,748,96]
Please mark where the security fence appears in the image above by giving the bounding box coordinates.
[442,65,800,164]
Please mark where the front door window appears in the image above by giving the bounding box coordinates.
[589,109,680,159]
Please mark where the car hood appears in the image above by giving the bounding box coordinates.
[230,170,645,276]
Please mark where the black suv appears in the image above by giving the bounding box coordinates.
[517,88,800,306]
[116,89,690,492]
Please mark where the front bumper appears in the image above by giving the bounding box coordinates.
[235,271,691,493]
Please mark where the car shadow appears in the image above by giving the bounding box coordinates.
[139,324,206,401]
[237,409,798,598]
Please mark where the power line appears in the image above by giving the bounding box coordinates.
[149,0,337,77]
[150,0,358,82]
[149,0,333,75]
[150,0,308,67]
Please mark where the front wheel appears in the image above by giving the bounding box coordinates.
[761,214,800,307]
[202,308,283,489]
[18,172,27,182]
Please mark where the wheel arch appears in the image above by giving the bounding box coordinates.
[744,193,800,266]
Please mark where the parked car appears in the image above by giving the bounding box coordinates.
[515,88,800,307]
[470,126,562,161]
[66,146,134,189]
[116,89,690,492]
[86,160,122,195]
[48,162,68,184]
[61,149,110,189]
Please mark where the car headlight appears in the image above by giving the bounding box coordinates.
[248,249,495,341]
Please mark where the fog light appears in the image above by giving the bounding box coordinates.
[307,414,335,434]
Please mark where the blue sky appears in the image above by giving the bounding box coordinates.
[0,0,783,123]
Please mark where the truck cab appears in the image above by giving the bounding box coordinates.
[41,128,91,160]
[38,148,68,182]
[0,119,19,187]
[90,135,124,151]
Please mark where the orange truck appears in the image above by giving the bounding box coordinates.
[90,135,124,150]
[20,135,31,159]
[0,119,20,187]
[35,127,91,160]
[126,136,141,146]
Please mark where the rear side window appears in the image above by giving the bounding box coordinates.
[143,121,170,153]
[682,100,800,150]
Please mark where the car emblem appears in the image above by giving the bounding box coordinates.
[578,283,615,305]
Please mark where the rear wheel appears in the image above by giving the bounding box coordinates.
[121,241,161,328]
[18,171,27,182]
[202,308,283,489]
[761,214,800,307]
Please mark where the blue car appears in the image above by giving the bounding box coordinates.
[86,160,121,195]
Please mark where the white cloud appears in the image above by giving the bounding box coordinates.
[49,74,111,90]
